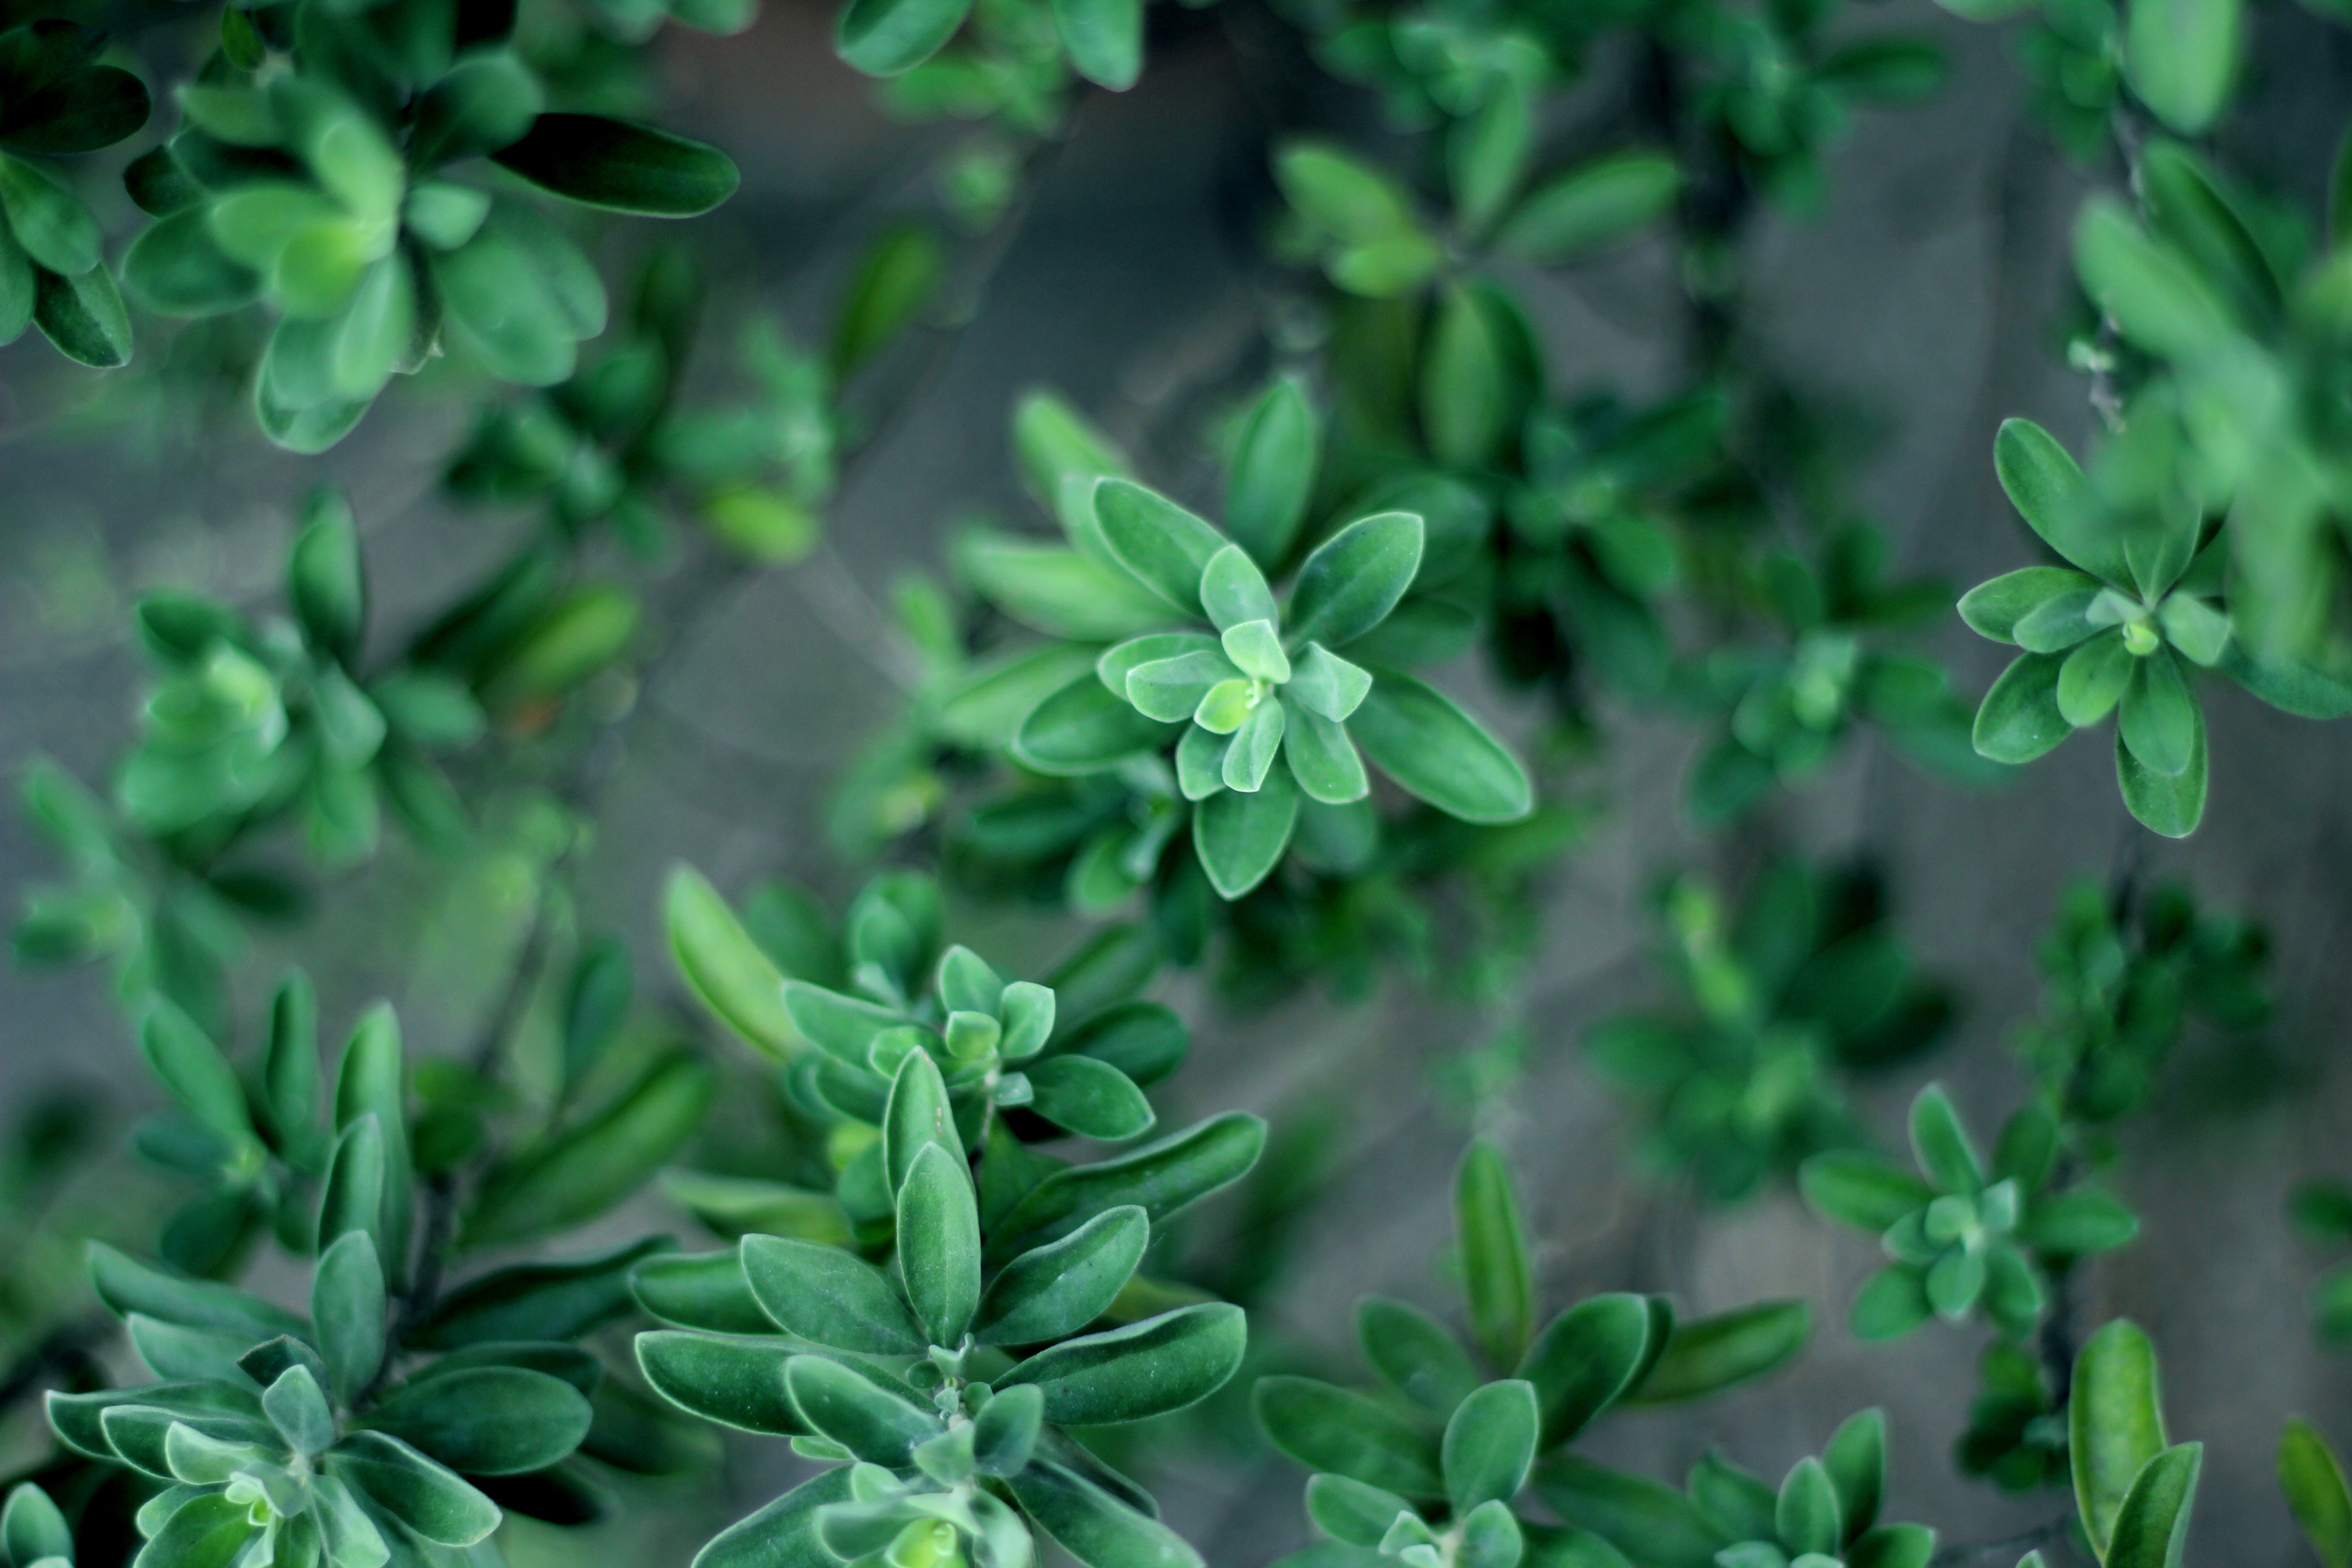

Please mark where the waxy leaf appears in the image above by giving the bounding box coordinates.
[742,1236,926,1353]
[1000,1303,1247,1425]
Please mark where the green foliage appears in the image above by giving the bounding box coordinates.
[2012,877,2269,1125]
[1803,1084,2137,1340]
[1585,860,1953,1202]
[0,0,2335,1560]
[634,892,1262,1568]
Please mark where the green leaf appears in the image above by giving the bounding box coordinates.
[1226,377,1318,566]
[33,261,129,368]
[1533,1458,1724,1568]
[1010,1460,1205,1568]
[1422,284,1509,468]
[1094,478,1229,617]
[2117,651,2197,777]
[830,220,941,378]
[141,1000,255,1149]
[412,1236,672,1348]
[1000,1301,1246,1424]
[2124,0,2237,135]
[1193,762,1298,898]
[462,1055,713,1246]
[1958,567,2101,644]
[1359,1297,1481,1417]
[2072,1321,2169,1559]
[1205,548,1281,635]
[122,207,261,315]
[334,1004,412,1282]
[2105,1444,2201,1568]
[123,1491,255,1568]
[2059,630,2135,726]
[492,114,739,216]
[2217,642,2352,718]
[691,1468,855,1568]
[1053,0,1142,89]
[1799,1153,1933,1232]
[632,1250,776,1336]
[742,1235,926,1353]
[1351,670,1531,823]
[1453,1142,1535,1369]
[1,1482,73,1567]
[1627,1302,1808,1404]
[1307,1475,1415,1548]
[1823,1409,1886,1540]
[2074,199,2237,360]
[1517,1293,1653,1449]
[328,1431,500,1546]
[973,1381,1043,1475]
[0,154,96,274]
[262,1363,336,1457]
[976,1204,1149,1345]
[1282,700,1371,804]
[313,1230,386,1405]
[1288,512,1424,649]
[1972,653,2072,764]
[783,1355,941,1467]
[363,1366,592,1474]
[2115,697,2206,838]
[1445,1380,1539,1512]
[961,534,1175,642]
[1494,151,1679,263]
[289,489,365,662]
[1848,1268,1931,1341]
[1777,1458,1842,1558]
[2282,1421,2352,1568]
[1255,1377,1445,1499]
[636,1332,805,1435]
[1993,420,2125,585]
[1025,1054,1156,1140]
[408,52,542,166]
[835,0,973,74]
[1908,1085,1983,1193]
[884,1046,959,1196]
[897,1141,981,1347]
[88,1242,306,1341]
[1017,674,1179,775]
[990,1112,1263,1262]
[779,980,904,1068]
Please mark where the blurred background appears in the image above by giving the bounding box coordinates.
[5,0,2352,1560]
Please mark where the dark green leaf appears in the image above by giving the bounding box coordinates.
[1456,1141,1534,1369]
[1359,1297,1481,1417]
[897,1140,981,1346]
[834,0,974,75]
[783,1354,941,1466]
[2072,1321,2168,1558]
[1193,762,1299,899]
[328,1431,500,1546]
[1627,1302,1808,1404]
[637,1331,805,1435]
[1445,1380,1539,1512]
[632,1250,776,1335]
[1255,1377,1444,1499]
[1972,653,2071,764]
[1494,151,1679,262]
[493,114,739,216]
[742,1235,926,1353]
[976,1204,1149,1346]
[1000,1302,1246,1425]
[1518,1294,1652,1449]
[463,1055,712,1247]
[1010,1459,1205,1568]
[1025,1053,1156,1141]
[2282,1420,2352,1568]
[1350,670,1532,823]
